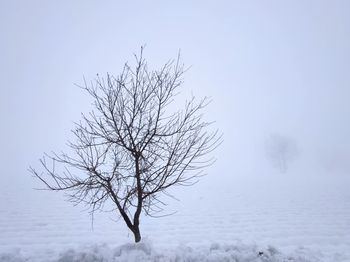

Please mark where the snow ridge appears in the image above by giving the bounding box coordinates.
[0,241,322,262]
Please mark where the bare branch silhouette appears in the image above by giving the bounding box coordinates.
[29,48,221,242]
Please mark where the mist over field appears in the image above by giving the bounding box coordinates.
[1,1,350,261]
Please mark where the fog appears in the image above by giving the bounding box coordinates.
[1,0,350,218]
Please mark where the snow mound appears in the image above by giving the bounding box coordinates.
[0,241,323,262]
[0,249,25,262]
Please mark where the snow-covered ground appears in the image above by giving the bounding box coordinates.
[1,169,349,261]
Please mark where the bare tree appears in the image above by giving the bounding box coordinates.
[29,48,221,243]
[265,134,298,173]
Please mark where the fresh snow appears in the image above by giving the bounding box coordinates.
[1,169,349,261]
[0,240,325,262]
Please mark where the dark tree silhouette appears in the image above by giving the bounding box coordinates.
[29,48,221,243]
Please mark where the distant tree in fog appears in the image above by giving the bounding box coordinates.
[29,48,221,243]
[265,134,298,173]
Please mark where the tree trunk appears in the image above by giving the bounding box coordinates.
[131,225,141,243]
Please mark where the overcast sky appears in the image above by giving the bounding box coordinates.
[1,0,350,190]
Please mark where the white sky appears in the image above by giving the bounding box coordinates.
[1,0,350,188]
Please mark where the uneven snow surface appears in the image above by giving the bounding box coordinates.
[0,241,324,262]
[1,170,349,261]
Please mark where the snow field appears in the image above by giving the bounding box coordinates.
[0,171,349,261]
